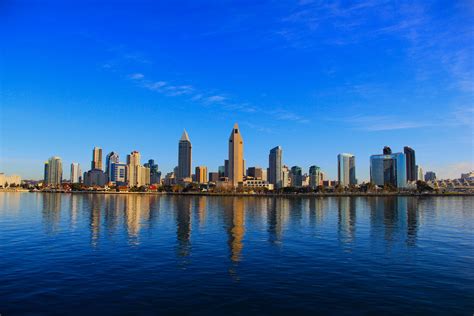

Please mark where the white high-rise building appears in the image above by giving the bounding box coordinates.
[70,163,82,183]
[46,156,63,187]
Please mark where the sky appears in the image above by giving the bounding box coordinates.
[1,0,473,181]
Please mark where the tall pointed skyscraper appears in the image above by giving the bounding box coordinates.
[228,123,244,187]
[178,129,192,180]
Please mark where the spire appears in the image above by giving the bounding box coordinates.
[233,123,239,130]
[180,129,190,142]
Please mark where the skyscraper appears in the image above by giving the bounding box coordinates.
[144,159,160,184]
[43,161,49,184]
[105,152,119,180]
[70,163,81,183]
[425,171,436,181]
[416,165,423,181]
[195,166,208,183]
[46,156,62,187]
[127,151,141,187]
[370,152,407,188]
[91,147,103,170]
[309,165,321,188]
[228,123,244,187]
[338,153,356,186]
[269,146,283,189]
[178,130,192,180]
[247,167,263,180]
[290,166,303,187]
[404,146,416,181]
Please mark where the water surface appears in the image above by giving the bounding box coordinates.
[0,193,473,315]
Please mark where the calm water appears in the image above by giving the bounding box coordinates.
[0,193,473,315]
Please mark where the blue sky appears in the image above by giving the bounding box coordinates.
[1,0,473,180]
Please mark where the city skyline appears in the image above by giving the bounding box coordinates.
[1,1,473,180]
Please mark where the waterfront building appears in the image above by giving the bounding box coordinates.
[461,171,474,180]
[70,163,82,183]
[105,152,119,181]
[228,123,244,187]
[425,171,437,182]
[111,163,127,185]
[127,151,141,187]
[241,179,274,190]
[224,160,229,178]
[84,169,107,187]
[309,165,321,188]
[268,146,283,189]
[404,146,416,181]
[0,174,21,187]
[177,130,192,180]
[247,167,263,180]
[209,172,219,182]
[46,156,62,187]
[416,165,424,181]
[218,166,225,178]
[195,166,208,183]
[43,161,49,184]
[282,165,290,188]
[91,147,103,170]
[164,172,176,186]
[290,166,303,187]
[370,152,407,188]
[144,159,161,184]
[261,169,267,182]
[338,153,356,186]
[383,146,392,155]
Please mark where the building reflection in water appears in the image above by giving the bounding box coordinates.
[175,196,192,258]
[337,197,357,244]
[195,196,207,228]
[223,197,245,263]
[42,193,62,235]
[267,198,289,245]
[125,195,151,245]
[89,194,103,247]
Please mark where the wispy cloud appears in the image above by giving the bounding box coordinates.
[339,106,473,131]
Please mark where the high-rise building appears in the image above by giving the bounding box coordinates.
[127,151,141,187]
[46,156,62,187]
[370,152,407,188]
[425,171,436,182]
[383,146,392,155]
[144,159,161,184]
[105,152,119,180]
[224,160,229,178]
[70,163,82,183]
[338,153,356,186]
[91,147,103,170]
[290,166,303,187]
[247,167,263,180]
[84,169,107,186]
[228,123,244,187]
[195,166,208,183]
[309,165,321,188]
[282,165,290,188]
[218,165,225,178]
[416,165,424,181]
[404,146,416,182]
[111,163,127,185]
[178,130,192,180]
[269,146,283,189]
[43,161,49,184]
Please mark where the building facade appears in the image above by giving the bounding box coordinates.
[228,123,244,187]
[111,163,127,185]
[105,152,119,181]
[404,146,416,182]
[268,146,283,189]
[290,166,303,187]
[70,163,82,183]
[127,151,141,187]
[46,156,62,187]
[338,153,356,186]
[425,171,437,182]
[247,167,263,180]
[370,152,407,188]
[91,147,103,170]
[309,165,321,188]
[178,130,192,180]
[195,166,208,183]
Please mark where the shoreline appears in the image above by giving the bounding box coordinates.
[2,190,473,197]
